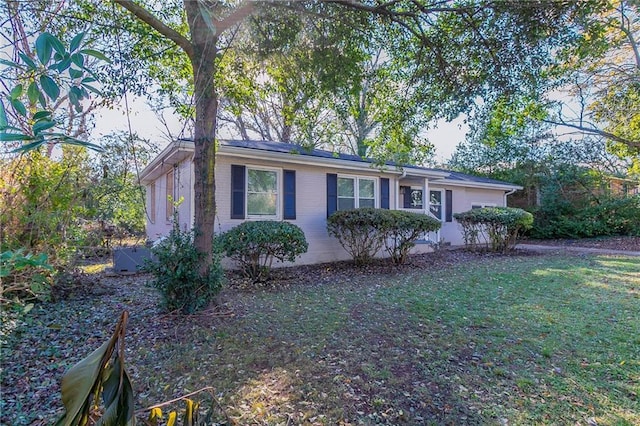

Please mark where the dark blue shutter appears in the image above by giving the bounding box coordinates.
[327,173,337,218]
[445,189,453,222]
[380,178,390,209]
[231,165,245,219]
[283,170,296,220]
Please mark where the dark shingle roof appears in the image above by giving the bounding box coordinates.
[212,139,519,188]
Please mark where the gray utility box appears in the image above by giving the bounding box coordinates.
[113,247,155,274]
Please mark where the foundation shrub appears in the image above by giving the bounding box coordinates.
[217,221,308,281]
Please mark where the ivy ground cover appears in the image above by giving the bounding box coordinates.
[1,251,638,425]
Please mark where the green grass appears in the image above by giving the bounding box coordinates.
[130,254,640,424]
[2,253,639,425]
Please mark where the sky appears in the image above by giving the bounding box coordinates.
[90,96,468,163]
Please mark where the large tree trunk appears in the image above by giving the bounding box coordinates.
[184,1,219,270]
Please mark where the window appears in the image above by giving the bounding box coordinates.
[337,176,376,210]
[401,186,424,209]
[471,202,496,209]
[149,182,156,223]
[247,167,278,217]
[165,169,174,222]
[430,190,442,220]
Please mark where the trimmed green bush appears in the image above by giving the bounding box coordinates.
[327,208,386,265]
[454,207,533,253]
[145,222,223,314]
[217,221,308,281]
[379,210,441,264]
[327,208,442,265]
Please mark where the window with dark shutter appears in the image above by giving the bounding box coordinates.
[380,178,389,209]
[327,173,337,218]
[283,170,296,220]
[231,165,245,219]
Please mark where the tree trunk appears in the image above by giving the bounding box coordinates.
[184,1,219,271]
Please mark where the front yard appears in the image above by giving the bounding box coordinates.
[1,250,639,425]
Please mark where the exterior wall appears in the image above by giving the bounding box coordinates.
[215,155,402,265]
[145,158,193,241]
[432,185,507,246]
[146,151,512,264]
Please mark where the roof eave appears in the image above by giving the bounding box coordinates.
[139,140,194,184]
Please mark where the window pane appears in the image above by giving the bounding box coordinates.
[338,198,355,210]
[247,169,278,216]
[430,190,441,205]
[410,189,423,209]
[430,190,442,220]
[248,193,277,215]
[359,198,375,208]
[359,179,374,198]
[248,169,277,193]
[430,205,442,219]
[338,177,355,197]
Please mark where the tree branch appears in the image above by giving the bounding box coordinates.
[113,0,193,58]
[542,118,640,150]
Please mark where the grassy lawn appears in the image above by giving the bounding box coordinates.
[2,252,639,425]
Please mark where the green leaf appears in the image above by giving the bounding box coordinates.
[81,83,102,96]
[48,133,104,152]
[69,68,83,79]
[69,32,85,53]
[11,98,27,117]
[0,101,7,129]
[0,58,24,69]
[39,75,60,101]
[0,132,34,142]
[48,33,66,56]
[58,339,111,425]
[32,119,56,135]
[11,138,46,153]
[33,110,52,120]
[35,33,53,65]
[55,57,71,73]
[18,52,37,70]
[79,49,111,63]
[68,87,80,111]
[27,82,40,105]
[38,92,47,108]
[70,53,84,69]
[9,84,23,100]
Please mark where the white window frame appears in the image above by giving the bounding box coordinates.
[337,175,378,211]
[429,189,444,221]
[471,202,497,209]
[246,165,281,220]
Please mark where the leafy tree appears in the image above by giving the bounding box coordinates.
[112,0,604,276]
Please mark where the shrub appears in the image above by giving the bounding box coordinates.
[0,249,53,304]
[144,222,223,314]
[327,208,442,265]
[454,207,533,253]
[217,221,308,281]
[379,210,441,264]
[531,195,640,238]
[327,208,386,265]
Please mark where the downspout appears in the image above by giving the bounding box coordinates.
[504,188,517,206]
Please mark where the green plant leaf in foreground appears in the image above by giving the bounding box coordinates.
[56,311,135,426]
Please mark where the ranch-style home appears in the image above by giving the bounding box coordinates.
[139,139,522,265]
